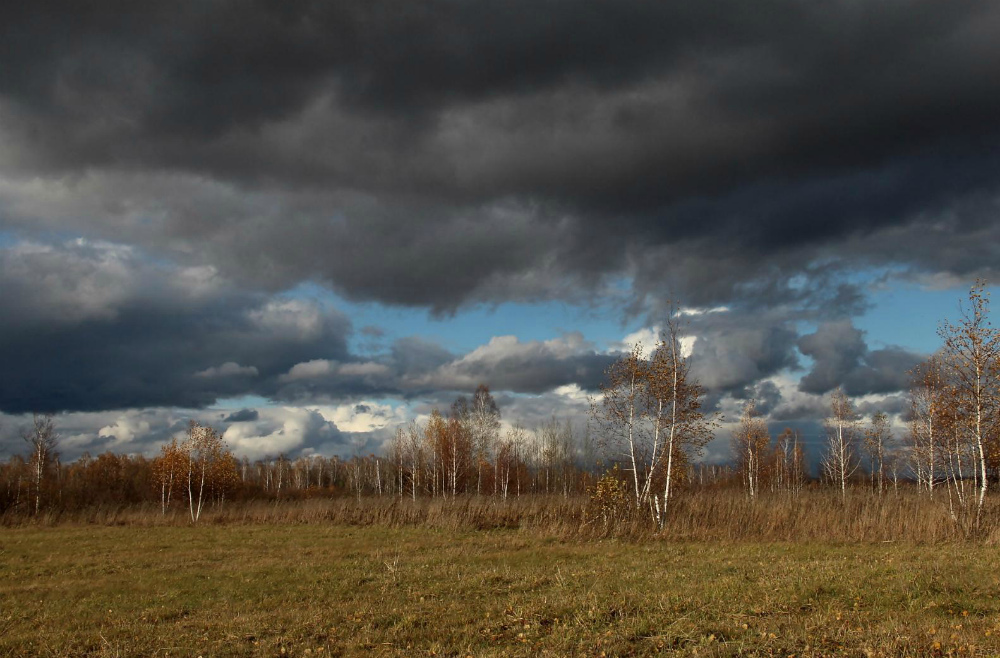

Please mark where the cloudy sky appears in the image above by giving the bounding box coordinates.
[2,1,998,464]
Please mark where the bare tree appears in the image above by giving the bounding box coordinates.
[908,355,947,497]
[863,411,891,496]
[405,421,423,501]
[790,429,806,495]
[510,423,527,497]
[771,428,806,495]
[943,402,974,521]
[447,409,472,496]
[536,417,568,495]
[23,413,58,514]
[424,410,446,497]
[886,445,903,495]
[821,388,860,500]
[733,400,769,500]
[469,385,501,496]
[389,427,406,498]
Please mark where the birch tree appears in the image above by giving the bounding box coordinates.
[405,421,423,501]
[863,411,890,496]
[732,399,769,500]
[446,411,472,496]
[389,428,406,498]
[425,410,447,498]
[592,310,715,523]
[821,388,860,499]
[154,438,185,515]
[592,343,648,507]
[469,385,501,496]
[773,428,805,494]
[647,317,715,522]
[939,281,999,527]
[182,422,231,523]
[23,413,58,514]
[496,424,526,500]
[908,355,947,497]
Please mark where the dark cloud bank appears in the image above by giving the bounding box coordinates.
[1,0,996,430]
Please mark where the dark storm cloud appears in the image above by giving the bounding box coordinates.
[386,337,455,376]
[854,394,909,420]
[223,408,260,423]
[0,240,353,413]
[797,320,924,396]
[2,1,999,314]
[3,0,999,444]
[0,238,623,415]
[738,381,783,417]
[688,319,800,394]
[414,333,616,394]
[269,332,616,404]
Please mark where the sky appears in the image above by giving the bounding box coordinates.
[2,1,999,466]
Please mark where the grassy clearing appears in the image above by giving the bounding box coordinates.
[2,525,1000,656]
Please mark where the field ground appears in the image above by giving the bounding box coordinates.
[2,524,1000,657]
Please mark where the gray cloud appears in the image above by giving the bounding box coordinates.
[854,394,910,420]
[0,1,998,317]
[269,332,616,404]
[797,320,924,396]
[689,320,800,394]
[410,333,615,395]
[0,237,626,416]
[0,0,994,452]
[196,362,260,379]
[0,240,352,413]
[741,381,783,417]
[222,408,260,423]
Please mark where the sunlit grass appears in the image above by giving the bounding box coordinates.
[3,524,1000,656]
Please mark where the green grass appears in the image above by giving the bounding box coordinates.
[2,525,1000,656]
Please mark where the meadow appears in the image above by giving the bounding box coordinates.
[3,496,1000,656]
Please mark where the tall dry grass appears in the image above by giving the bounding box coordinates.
[655,488,994,542]
[4,488,999,543]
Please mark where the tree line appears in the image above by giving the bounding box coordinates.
[725,281,1000,532]
[2,283,999,531]
[905,282,1000,528]
[0,398,604,519]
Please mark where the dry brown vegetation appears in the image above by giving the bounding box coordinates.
[6,489,1000,544]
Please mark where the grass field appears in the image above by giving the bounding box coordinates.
[3,523,1000,656]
